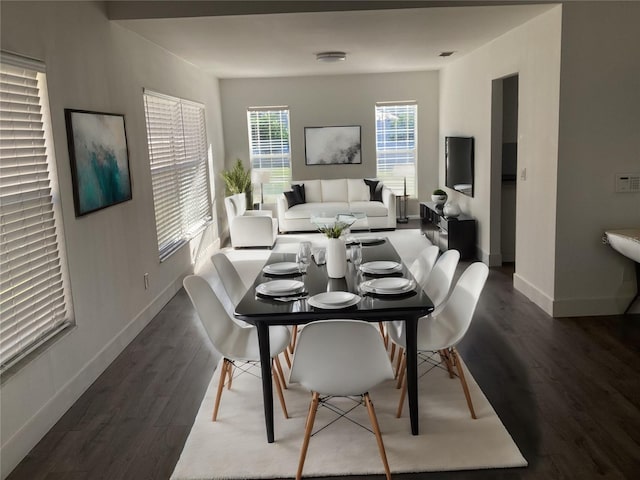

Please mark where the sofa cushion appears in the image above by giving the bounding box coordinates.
[292,183,306,203]
[284,202,349,219]
[321,179,348,203]
[298,180,322,202]
[349,201,389,217]
[284,190,304,208]
[364,179,384,202]
[347,179,370,202]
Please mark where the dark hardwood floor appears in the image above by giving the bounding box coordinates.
[8,226,640,479]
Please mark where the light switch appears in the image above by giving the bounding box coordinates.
[615,173,640,193]
[520,168,527,181]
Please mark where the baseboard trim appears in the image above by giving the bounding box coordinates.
[513,273,554,316]
[0,276,184,479]
[551,294,635,317]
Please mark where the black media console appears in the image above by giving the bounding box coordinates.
[420,202,476,260]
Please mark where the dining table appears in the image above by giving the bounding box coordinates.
[234,237,434,443]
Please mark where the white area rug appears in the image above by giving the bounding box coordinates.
[175,230,528,479]
[171,358,527,479]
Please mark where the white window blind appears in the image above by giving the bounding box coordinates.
[143,90,213,262]
[1,53,74,371]
[375,102,418,197]
[247,107,291,203]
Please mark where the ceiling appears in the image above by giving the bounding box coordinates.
[115,3,555,79]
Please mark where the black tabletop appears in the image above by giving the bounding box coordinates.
[235,238,434,326]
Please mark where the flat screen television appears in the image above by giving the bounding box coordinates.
[445,136,474,197]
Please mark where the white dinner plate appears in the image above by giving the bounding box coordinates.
[308,292,361,309]
[360,261,402,274]
[262,262,300,275]
[256,279,305,296]
[360,278,415,295]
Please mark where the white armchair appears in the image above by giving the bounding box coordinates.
[224,193,278,248]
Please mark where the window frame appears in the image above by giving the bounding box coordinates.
[374,101,418,198]
[143,89,213,262]
[0,51,75,374]
[246,106,292,204]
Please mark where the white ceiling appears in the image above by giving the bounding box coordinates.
[116,4,554,79]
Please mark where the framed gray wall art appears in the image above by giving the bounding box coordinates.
[304,125,361,165]
[65,109,132,216]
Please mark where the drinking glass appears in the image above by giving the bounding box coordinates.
[314,247,326,265]
[297,241,312,272]
[350,243,362,269]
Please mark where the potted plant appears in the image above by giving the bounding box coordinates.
[431,188,448,206]
[318,220,351,278]
[221,159,253,208]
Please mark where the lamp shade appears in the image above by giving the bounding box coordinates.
[251,169,271,185]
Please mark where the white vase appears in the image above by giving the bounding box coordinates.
[443,201,461,218]
[326,238,347,278]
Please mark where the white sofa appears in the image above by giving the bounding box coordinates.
[276,179,396,233]
[224,193,278,248]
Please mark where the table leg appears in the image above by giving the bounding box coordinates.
[256,322,274,443]
[405,315,419,435]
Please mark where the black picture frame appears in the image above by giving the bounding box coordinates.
[304,125,362,165]
[65,109,132,216]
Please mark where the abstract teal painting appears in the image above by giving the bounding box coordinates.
[65,109,132,216]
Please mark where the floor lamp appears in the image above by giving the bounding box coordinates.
[251,170,271,209]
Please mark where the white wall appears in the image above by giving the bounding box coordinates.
[440,6,562,314]
[553,2,640,316]
[0,2,224,476]
[219,71,440,217]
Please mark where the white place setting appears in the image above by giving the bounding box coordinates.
[359,277,416,295]
[359,260,403,275]
[255,279,306,297]
[307,291,361,309]
[262,261,301,275]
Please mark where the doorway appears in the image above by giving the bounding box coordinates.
[490,74,519,266]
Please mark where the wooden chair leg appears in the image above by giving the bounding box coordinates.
[297,392,319,480]
[396,353,406,389]
[396,369,407,418]
[440,349,455,379]
[364,393,391,480]
[378,322,388,348]
[452,348,477,419]
[226,361,234,390]
[389,342,396,363]
[274,355,288,389]
[213,359,229,421]
[394,347,405,379]
[272,359,289,419]
[282,348,292,369]
[289,325,298,354]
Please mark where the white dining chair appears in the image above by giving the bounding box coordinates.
[289,320,394,480]
[409,244,441,290]
[389,248,459,372]
[389,262,489,419]
[387,245,441,360]
[422,248,460,307]
[212,252,293,370]
[211,252,247,307]
[183,274,291,421]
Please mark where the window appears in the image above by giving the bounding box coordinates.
[247,107,291,203]
[143,90,212,261]
[375,102,418,197]
[0,52,74,371]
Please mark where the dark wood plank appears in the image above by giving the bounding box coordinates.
[7,251,640,480]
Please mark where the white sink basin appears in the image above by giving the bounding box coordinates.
[605,229,640,263]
